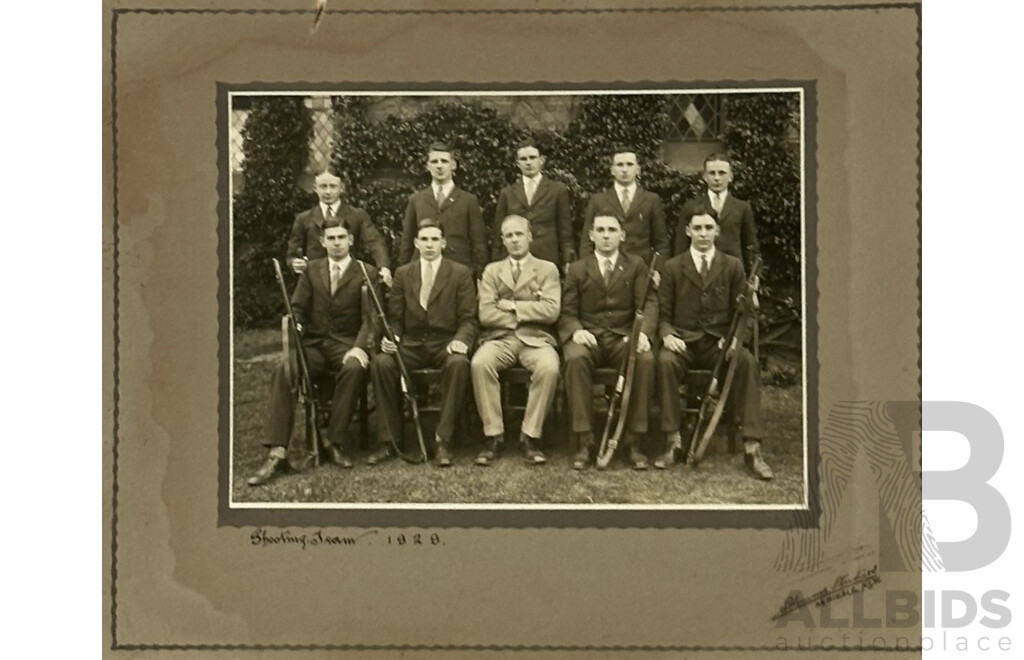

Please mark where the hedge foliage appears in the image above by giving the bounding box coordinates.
[233,97,316,325]
[234,93,801,326]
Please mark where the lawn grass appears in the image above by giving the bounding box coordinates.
[231,327,806,506]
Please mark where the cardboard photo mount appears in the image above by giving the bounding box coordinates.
[103,0,922,655]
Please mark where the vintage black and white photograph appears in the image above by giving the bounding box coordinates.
[225,88,811,511]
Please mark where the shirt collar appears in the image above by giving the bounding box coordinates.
[421,255,442,271]
[596,251,618,269]
[614,182,637,197]
[322,201,340,215]
[328,255,352,272]
[434,180,454,198]
[523,173,542,185]
[708,189,728,202]
[689,246,716,270]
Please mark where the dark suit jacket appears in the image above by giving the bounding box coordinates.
[658,250,746,344]
[559,252,658,344]
[398,186,488,278]
[492,176,575,267]
[477,254,561,348]
[291,257,378,352]
[387,258,477,349]
[581,186,669,262]
[674,192,759,269]
[286,203,389,269]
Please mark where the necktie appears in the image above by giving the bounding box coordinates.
[603,257,613,286]
[700,255,709,283]
[511,260,521,283]
[620,188,631,214]
[420,260,434,309]
[331,263,342,295]
[435,186,445,208]
[525,178,536,205]
[325,204,334,219]
[711,192,723,213]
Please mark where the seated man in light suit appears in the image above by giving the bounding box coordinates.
[471,215,561,466]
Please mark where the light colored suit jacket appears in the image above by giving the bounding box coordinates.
[477,253,561,348]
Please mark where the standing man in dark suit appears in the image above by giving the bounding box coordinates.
[398,142,489,280]
[492,138,576,270]
[287,168,393,287]
[674,153,760,271]
[655,209,772,479]
[560,215,658,470]
[581,147,669,266]
[249,216,380,486]
[368,219,477,468]
[471,215,561,466]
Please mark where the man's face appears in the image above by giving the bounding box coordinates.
[515,146,544,177]
[413,226,446,261]
[501,217,532,259]
[685,213,720,253]
[589,215,624,256]
[314,174,343,205]
[610,151,640,186]
[702,159,733,193]
[426,150,456,183]
[320,225,352,260]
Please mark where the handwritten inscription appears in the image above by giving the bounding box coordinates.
[773,566,881,621]
[248,528,446,550]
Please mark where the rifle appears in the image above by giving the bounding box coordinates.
[596,252,660,468]
[356,261,428,464]
[687,255,762,466]
[272,258,322,472]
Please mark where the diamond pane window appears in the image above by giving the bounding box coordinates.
[666,94,723,142]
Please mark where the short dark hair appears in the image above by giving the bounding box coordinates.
[516,137,539,153]
[416,217,445,237]
[322,216,352,233]
[610,145,638,160]
[591,214,623,229]
[703,152,734,169]
[427,141,455,160]
[682,201,718,226]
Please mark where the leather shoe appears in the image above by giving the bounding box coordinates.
[626,432,648,470]
[327,444,355,469]
[247,455,283,486]
[434,436,453,468]
[744,441,774,480]
[654,432,682,470]
[366,445,394,466]
[520,433,547,465]
[475,436,502,466]
[572,432,594,470]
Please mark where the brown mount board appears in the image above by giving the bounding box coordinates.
[102,0,922,656]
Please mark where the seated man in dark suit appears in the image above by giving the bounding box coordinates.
[580,146,669,267]
[286,168,392,287]
[369,219,477,467]
[398,142,489,280]
[471,215,561,466]
[560,215,658,470]
[491,138,576,270]
[249,216,380,486]
[673,153,760,271]
[655,209,772,479]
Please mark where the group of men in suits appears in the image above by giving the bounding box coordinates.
[248,140,773,486]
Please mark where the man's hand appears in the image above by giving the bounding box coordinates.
[343,347,370,369]
[496,299,517,313]
[446,340,468,355]
[651,270,661,289]
[380,336,398,355]
[663,335,687,355]
[290,257,308,274]
[635,332,651,354]
[379,267,393,288]
[294,322,304,334]
[572,329,598,348]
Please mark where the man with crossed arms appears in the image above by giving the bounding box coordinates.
[471,215,561,466]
